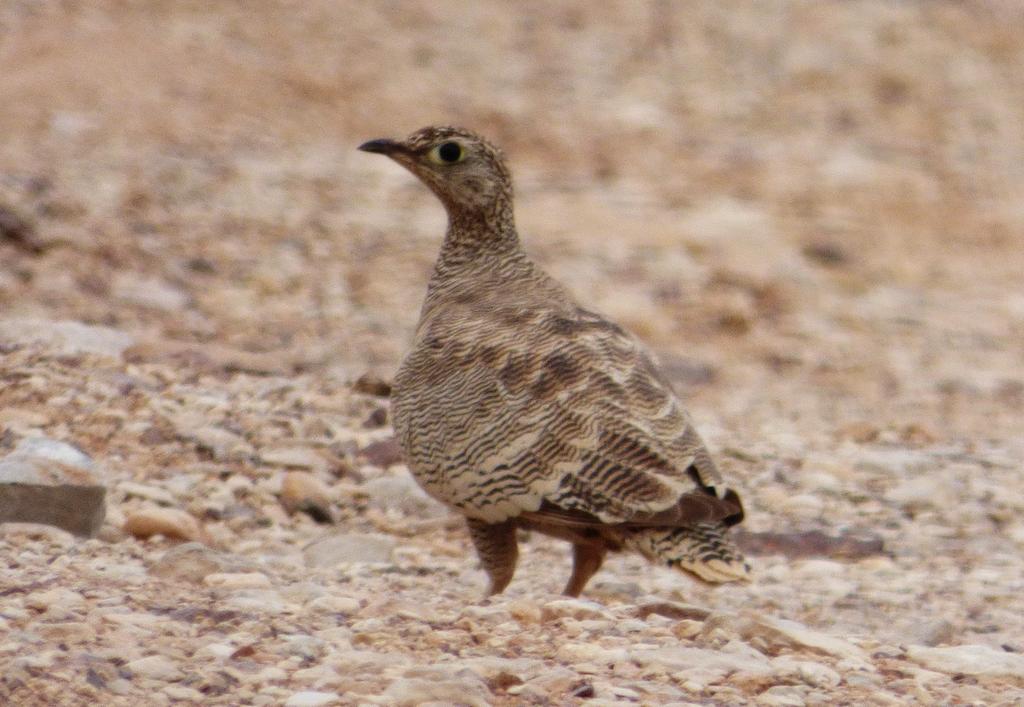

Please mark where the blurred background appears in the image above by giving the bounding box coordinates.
[2,1,1024,698]
[2,1,1023,445]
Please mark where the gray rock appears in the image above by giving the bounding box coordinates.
[706,612,867,661]
[124,654,183,682]
[906,644,1024,677]
[382,677,492,707]
[757,685,807,707]
[151,543,253,583]
[907,618,956,647]
[0,437,105,536]
[632,641,772,676]
[302,532,396,567]
[112,275,189,312]
[361,475,447,518]
[0,318,134,358]
[283,692,340,707]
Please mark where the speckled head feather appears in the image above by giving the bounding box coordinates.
[360,126,514,239]
[360,125,750,598]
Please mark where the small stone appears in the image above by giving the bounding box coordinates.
[362,406,388,428]
[0,204,42,253]
[112,275,189,311]
[734,529,884,560]
[635,600,711,621]
[162,686,205,702]
[801,241,848,267]
[541,598,613,622]
[37,621,96,643]
[707,612,867,661]
[151,542,247,583]
[352,372,392,397]
[884,477,948,511]
[0,408,51,431]
[283,691,340,707]
[0,318,135,357]
[25,587,86,614]
[190,426,251,461]
[280,471,335,523]
[124,507,203,542]
[361,475,447,518]
[223,589,289,614]
[634,643,772,676]
[195,643,235,660]
[125,655,183,681]
[506,599,542,625]
[119,481,176,505]
[358,437,403,467]
[306,595,361,614]
[0,437,105,536]
[770,657,841,688]
[302,532,396,567]
[203,572,272,589]
[382,677,493,707]
[907,619,955,647]
[906,644,1024,677]
[557,643,628,664]
[261,446,329,474]
[758,684,807,706]
[460,656,543,683]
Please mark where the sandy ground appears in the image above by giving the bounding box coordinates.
[1,1,1023,705]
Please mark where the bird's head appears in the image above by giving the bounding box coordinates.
[359,126,513,220]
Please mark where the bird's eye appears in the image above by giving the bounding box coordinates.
[429,141,464,165]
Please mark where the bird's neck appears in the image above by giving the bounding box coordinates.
[438,199,521,263]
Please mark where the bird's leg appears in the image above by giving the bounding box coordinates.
[466,518,518,596]
[563,543,607,597]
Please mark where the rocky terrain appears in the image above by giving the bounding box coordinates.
[2,1,1023,705]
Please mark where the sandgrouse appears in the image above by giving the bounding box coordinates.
[359,126,749,597]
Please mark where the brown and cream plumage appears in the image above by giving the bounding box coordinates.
[359,126,749,597]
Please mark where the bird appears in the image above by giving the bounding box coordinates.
[359,126,749,597]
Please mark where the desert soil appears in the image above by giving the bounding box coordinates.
[1,1,1023,705]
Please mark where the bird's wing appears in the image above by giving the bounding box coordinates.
[394,301,742,527]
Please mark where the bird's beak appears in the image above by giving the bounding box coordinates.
[358,138,406,156]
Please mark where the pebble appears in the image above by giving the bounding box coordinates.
[279,471,335,522]
[770,657,841,688]
[633,643,772,676]
[112,275,189,311]
[119,481,177,505]
[223,589,290,614]
[125,655,183,682]
[124,507,203,542]
[885,477,954,511]
[360,475,447,518]
[358,438,403,468]
[25,587,85,614]
[150,542,247,582]
[283,691,340,707]
[162,686,206,702]
[906,618,955,647]
[382,677,492,707]
[707,612,867,661]
[203,572,272,589]
[0,437,106,536]
[906,643,1024,677]
[0,318,135,357]
[302,532,396,567]
[757,685,807,706]
[306,595,361,615]
[541,598,614,622]
[262,447,329,474]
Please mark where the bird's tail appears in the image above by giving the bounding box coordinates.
[625,522,750,583]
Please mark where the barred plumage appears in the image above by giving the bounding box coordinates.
[360,126,750,596]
